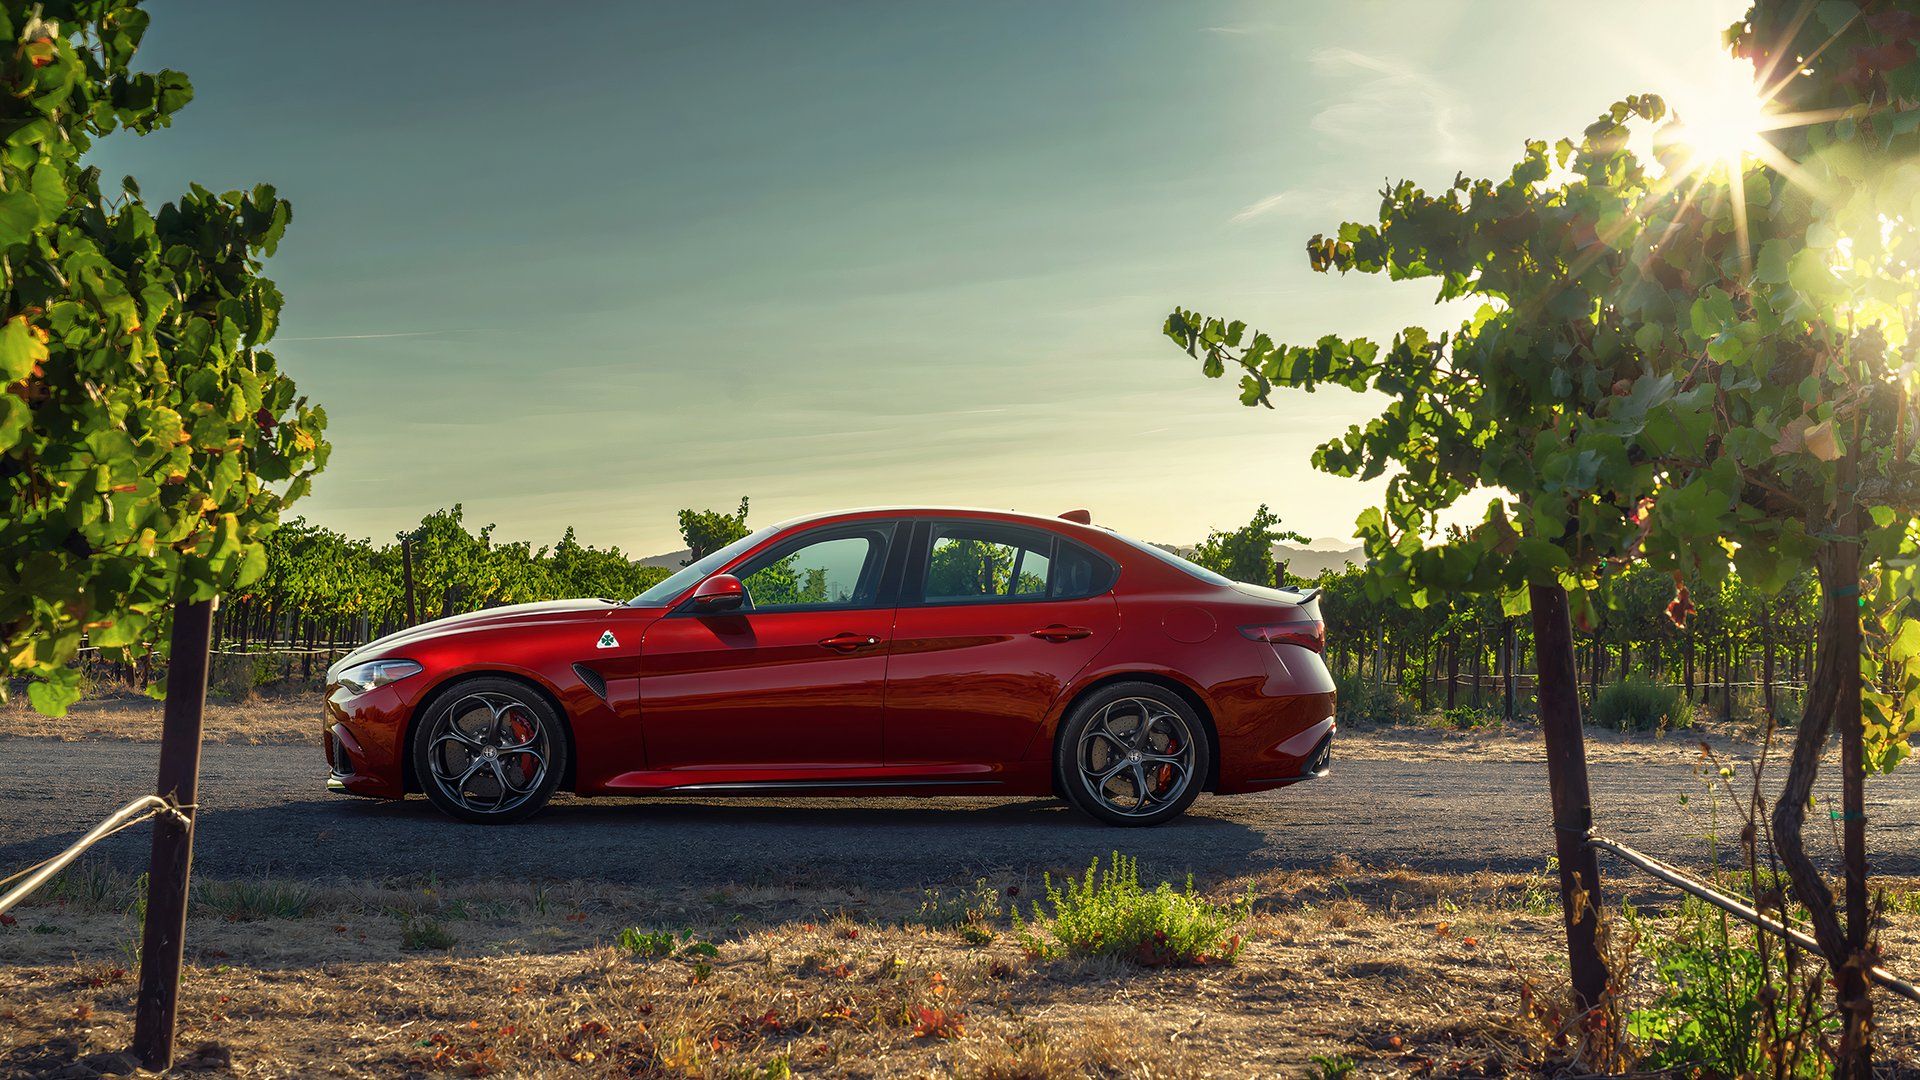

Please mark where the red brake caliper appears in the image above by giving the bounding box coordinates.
[505,712,535,781]
[1156,735,1180,793]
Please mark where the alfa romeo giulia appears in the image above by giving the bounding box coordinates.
[322,507,1334,826]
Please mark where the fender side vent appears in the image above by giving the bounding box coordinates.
[572,663,608,702]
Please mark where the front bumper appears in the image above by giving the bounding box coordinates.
[322,681,411,799]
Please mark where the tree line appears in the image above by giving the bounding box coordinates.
[206,502,759,666]
[1188,506,1822,724]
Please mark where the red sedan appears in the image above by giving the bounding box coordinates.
[323,507,1335,826]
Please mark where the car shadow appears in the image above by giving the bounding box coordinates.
[152,791,1281,891]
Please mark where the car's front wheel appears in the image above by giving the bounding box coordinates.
[1055,682,1209,827]
[411,677,569,824]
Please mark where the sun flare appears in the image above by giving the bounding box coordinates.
[1661,65,1774,174]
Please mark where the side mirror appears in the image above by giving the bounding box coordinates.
[689,573,745,612]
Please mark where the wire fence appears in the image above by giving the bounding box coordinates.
[72,642,367,658]
[1588,834,1920,1006]
[0,794,193,918]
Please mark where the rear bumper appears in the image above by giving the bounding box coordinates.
[1214,695,1336,794]
[1242,720,1333,786]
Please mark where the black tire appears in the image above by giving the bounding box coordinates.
[1055,681,1210,827]
[411,676,569,824]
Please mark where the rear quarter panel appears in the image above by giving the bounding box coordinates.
[1026,585,1334,794]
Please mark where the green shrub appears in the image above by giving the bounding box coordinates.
[1333,672,1416,727]
[1626,898,1835,1078]
[400,918,456,951]
[616,927,678,957]
[1013,853,1247,966]
[912,878,1003,930]
[1591,676,1691,732]
[1432,705,1499,732]
[207,653,250,702]
[616,927,717,960]
[194,879,312,921]
[35,861,135,913]
[1311,1054,1358,1080]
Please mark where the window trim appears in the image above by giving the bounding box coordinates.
[672,521,899,616]
[901,518,1117,608]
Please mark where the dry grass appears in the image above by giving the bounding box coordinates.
[0,694,317,746]
[1348,719,1782,765]
[6,861,1915,1078]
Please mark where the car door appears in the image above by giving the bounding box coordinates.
[883,520,1119,766]
[637,521,900,770]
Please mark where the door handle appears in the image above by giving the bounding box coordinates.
[1031,624,1092,642]
[819,632,879,652]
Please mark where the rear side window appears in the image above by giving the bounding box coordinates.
[915,522,1113,604]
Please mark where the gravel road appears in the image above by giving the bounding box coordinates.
[3,736,1914,889]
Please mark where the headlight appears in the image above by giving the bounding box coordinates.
[336,659,422,696]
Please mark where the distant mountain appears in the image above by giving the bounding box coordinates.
[1275,541,1365,581]
[638,548,691,570]
[1151,540,1365,582]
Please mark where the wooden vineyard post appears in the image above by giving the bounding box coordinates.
[132,597,216,1070]
[1502,618,1517,723]
[1528,583,1609,1017]
[1833,501,1871,1080]
[402,536,418,627]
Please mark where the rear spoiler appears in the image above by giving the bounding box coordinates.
[1279,585,1321,604]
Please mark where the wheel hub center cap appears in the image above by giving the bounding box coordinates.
[482,746,499,759]
[1127,751,1142,763]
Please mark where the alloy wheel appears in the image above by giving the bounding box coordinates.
[424,691,552,817]
[1075,695,1197,818]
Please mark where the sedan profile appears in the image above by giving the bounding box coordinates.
[323,507,1335,826]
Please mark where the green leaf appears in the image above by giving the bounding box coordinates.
[1814,0,1858,34]
[28,164,64,221]
[0,316,43,381]
[1754,239,1791,285]
[0,395,24,452]
[1890,620,1920,664]
[89,613,147,649]
[27,675,81,717]
[1499,586,1531,617]
[0,187,38,248]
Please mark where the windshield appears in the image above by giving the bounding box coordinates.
[628,525,780,606]
[1109,532,1233,587]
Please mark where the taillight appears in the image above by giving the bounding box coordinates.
[1240,620,1324,652]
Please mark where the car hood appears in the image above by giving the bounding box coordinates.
[327,598,623,679]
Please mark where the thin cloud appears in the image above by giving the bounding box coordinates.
[1230,192,1290,223]
[1307,46,1461,159]
[1229,186,1370,227]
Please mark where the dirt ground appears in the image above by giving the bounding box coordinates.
[0,695,1774,766]
[3,698,1901,1077]
[5,859,1914,1079]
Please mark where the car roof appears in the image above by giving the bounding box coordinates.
[770,505,1107,535]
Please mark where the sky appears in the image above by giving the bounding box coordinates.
[91,0,1750,555]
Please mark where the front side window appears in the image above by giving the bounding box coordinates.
[734,526,890,612]
[630,525,779,606]
[918,523,1110,603]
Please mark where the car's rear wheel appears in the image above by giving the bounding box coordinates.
[1055,682,1209,827]
[411,677,568,824]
